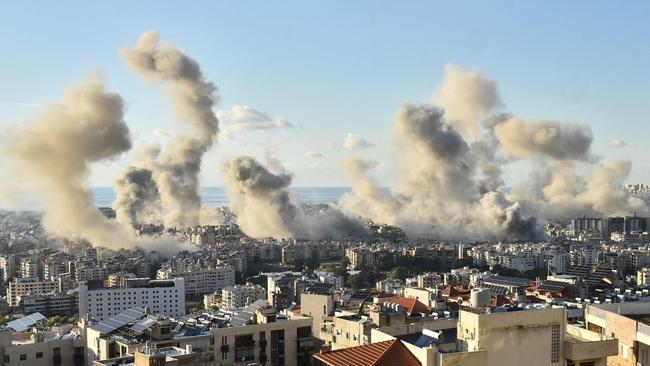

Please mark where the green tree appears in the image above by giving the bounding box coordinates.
[388,266,409,281]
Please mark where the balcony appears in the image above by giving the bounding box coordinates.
[564,325,618,361]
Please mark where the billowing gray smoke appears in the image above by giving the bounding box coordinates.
[120,31,219,228]
[340,64,644,241]
[223,156,366,239]
[493,116,594,161]
[0,76,135,247]
[112,166,161,228]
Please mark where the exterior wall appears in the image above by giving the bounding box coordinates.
[7,278,58,306]
[158,266,235,296]
[458,308,565,366]
[330,316,370,350]
[438,350,487,366]
[300,293,334,340]
[212,317,313,366]
[79,279,185,321]
[2,333,84,366]
[221,284,266,309]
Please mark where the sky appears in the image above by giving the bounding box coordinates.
[1,1,649,187]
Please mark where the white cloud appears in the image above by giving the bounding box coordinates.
[305,150,323,159]
[217,105,293,132]
[609,138,626,147]
[343,133,373,150]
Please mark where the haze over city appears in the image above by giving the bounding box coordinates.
[0,2,649,366]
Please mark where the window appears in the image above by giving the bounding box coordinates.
[551,325,560,363]
[20,354,27,360]
[36,352,43,358]
[4,355,8,362]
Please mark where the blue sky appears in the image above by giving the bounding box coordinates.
[1,1,649,186]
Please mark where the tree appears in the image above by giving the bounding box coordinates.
[388,267,409,281]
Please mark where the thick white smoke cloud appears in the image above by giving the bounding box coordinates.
[223,156,367,240]
[120,31,219,228]
[340,64,645,241]
[0,76,197,254]
[493,116,594,161]
[0,76,134,247]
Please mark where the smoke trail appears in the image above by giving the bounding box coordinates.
[223,156,366,239]
[0,75,135,247]
[120,31,219,228]
[112,166,161,227]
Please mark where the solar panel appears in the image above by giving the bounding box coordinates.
[130,317,157,334]
[305,283,335,295]
[7,312,46,332]
[481,284,508,295]
[93,307,147,335]
[414,334,439,348]
[350,291,373,302]
[537,281,569,292]
[483,275,531,287]
[229,299,268,327]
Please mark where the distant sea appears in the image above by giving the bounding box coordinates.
[92,187,352,208]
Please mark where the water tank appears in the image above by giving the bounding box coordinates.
[470,288,491,308]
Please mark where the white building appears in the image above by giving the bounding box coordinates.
[157,264,235,296]
[78,278,185,321]
[221,283,266,310]
[316,272,344,289]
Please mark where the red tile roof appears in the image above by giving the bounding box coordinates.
[314,339,421,366]
[391,297,430,314]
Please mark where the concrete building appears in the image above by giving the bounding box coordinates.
[221,283,266,310]
[157,265,235,297]
[212,300,316,366]
[7,277,59,307]
[585,302,650,366]
[0,255,15,283]
[266,271,303,309]
[92,346,195,366]
[638,268,650,286]
[78,278,185,321]
[0,327,85,366]
[83,308,212,366]
[18,291,78,316]
[437,306,618,366]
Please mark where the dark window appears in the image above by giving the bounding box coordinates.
[36,352,43,358]
[4,355,9,362]
[20,354,27,360]
[297,326,311,339]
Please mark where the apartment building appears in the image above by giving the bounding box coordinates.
[585,302,650,366]
[441,306,618,366]
[7,277,59,307]
[0,326,85,366]
[78,278,185,321]
[157,264,235,296]
[221,283,266,310]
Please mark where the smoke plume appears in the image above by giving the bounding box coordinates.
[223,156,366,239]
[113,166,162,227]
[493,116,594,161]
[340,64,645,241]
[120,31,219,228]
[0,76,135,247]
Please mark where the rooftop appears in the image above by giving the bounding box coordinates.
[314,339,421,366]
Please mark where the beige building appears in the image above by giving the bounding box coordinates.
[585,302,650,366]
[0,327,85,366]
[7,277,59,306]
[437,307,618,366]
[220,283,266,310]
[638,268,650,286]
[92,346,195,366]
